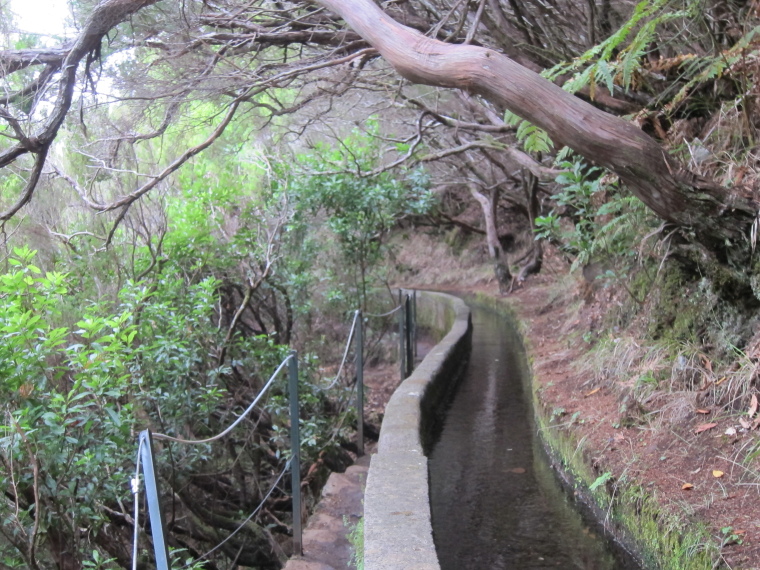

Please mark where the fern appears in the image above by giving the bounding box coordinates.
[543,0,692,96]
[666,27,760,111]
[517,122,554,154]
[504,111,554,154]
[593,60,615,98]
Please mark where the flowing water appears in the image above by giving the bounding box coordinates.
[428,303,638,569]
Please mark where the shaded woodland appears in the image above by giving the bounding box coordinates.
[0,0,759,568]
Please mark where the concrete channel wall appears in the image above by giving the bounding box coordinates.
[363,292,472,570]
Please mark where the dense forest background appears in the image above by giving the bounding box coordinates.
[0,0,758,568]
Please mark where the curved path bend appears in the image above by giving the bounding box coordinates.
[286,293,636,570]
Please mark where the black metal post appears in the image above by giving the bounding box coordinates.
[398,290,405,381]
[412,290,418,359]
[288,351,302,555]
[405,294,414,377]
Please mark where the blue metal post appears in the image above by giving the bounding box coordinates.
[139,430,170,570]
[288,351,302,555]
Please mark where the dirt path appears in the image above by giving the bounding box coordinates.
[283,454,370,570]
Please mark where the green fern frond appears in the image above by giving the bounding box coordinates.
[543,0,691,94]
[503,109,523,127]
[516,122,554,154]
[595,60,616,96]
[666,27,758,110]
[563,65,595,94]
[617,10,688,91]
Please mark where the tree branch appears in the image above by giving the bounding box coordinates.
[313,0,757,253]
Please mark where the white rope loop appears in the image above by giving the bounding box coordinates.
[321,310,360,391]
[151,353,294,445]
[365,303,402,318]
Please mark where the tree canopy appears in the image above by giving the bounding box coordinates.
[1,0,757,260]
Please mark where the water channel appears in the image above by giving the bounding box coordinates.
[428,302,639,569]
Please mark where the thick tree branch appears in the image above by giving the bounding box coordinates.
[0,148,49,223]
[313,0,758,254]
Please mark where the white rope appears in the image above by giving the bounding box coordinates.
[183,458,293,567]
[365,304,402,318]
[151,353,294,445]
[321,310,360,391]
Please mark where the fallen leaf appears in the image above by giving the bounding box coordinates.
[753,417,760,431]
[585,387,601,397]
[682,483,694,490]
[700,355,713,373]
[750,394,758,418]
[740,418,751,429]
[696,409,711,414]
[695,422,718,434]
[725,427,737,436]
[713,470,724,478]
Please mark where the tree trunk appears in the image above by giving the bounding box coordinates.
[314,0,758,259]
[468,184,503,260]
[468,184,513,292]
[517,170,543,282]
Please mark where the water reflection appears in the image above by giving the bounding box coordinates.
[428,304,634,569]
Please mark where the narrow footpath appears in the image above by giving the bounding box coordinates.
[283,453,370,570]
[284,336,434,570]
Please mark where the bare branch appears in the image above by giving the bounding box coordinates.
[0,148,49,223]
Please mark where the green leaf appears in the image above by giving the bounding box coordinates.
[103,406,122,427]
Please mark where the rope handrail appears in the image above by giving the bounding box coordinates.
[365,303,403,318]
[321,309,360,391]
[182,458,293,567]
[151,353,294,445]
[132,291,418,568]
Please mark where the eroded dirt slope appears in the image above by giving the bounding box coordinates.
[508,276,760,569]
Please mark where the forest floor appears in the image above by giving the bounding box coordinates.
[506,271,760,569]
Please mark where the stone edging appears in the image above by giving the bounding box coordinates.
[363,292,472,570]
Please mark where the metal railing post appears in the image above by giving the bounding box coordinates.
[139,430,170,570]
[288,351,302,556]
[412,290,418,359]
[356,310,364,456]
[405,294,414,377]
[398,290,405,381]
